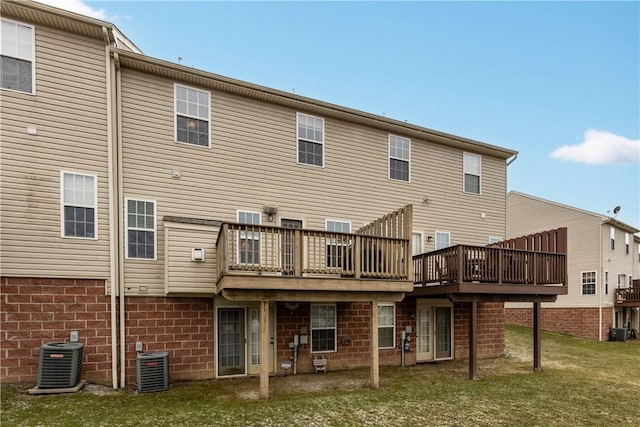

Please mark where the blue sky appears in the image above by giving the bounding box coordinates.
[45,1,640,228]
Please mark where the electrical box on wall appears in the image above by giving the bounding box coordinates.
[192,248,205,261]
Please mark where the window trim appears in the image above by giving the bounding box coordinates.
[378,303,396,349]
[173,83,211,148]
[412,231,423,255]
[59,171,98,240]
[581,271,597,295]
[610,226,615,251]
[388,134,411,183]
[124,197,157,260]
[604,270,609,295]
[0,18,36,95]
[310,303,337,353]
[488,236,502,244]
[625,233,630,255]
[434,230,451,250]
[296,112,325,168]
[463,152,482,195]
[236,210,262,265]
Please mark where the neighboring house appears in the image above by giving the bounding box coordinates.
[506,191,640,340]
[1,1,566,396]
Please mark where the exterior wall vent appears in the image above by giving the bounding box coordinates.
[136,351,169,393]
[37,342,84,388]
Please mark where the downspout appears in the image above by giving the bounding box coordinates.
[103,27,119,390]
[598,222,603,341]
[113,51,127,387]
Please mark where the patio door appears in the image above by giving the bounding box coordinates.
[281,219,302,275]
[217,305,276,377]
[218,308,246,376]
[416,301,453,362]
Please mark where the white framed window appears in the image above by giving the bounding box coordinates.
[610,227,615,251]
[618,273,627,288]
[174,83,210,147]
[125,198,156,259]
[388,134,410,182]
[463,152,481,194]
[488,236,502,244]
[378,303,396,349]
[412,232,423,255]
[625,233,630,255]
[604,271,609,295]
[325,219,351,269]
[1,19,35,94]
[297,113,324,167]
[311,304,336,353]
[237,210,261,265]
[581,271,596,295]
[60,172,97,239]
[435,231,450,250]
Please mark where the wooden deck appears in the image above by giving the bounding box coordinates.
[615,280,640,307]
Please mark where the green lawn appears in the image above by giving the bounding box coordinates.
[2,324,639,426]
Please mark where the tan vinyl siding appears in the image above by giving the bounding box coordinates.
[507,192,606,308]
[120,70,509,295]
[165,223,218,295]
[0,24,110,279]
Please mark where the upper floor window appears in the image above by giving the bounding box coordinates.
[610,227,615,251]
[1,19,34,94]
[625,233,629,255]
[379,303,396,349]
[311,304,336,353]
[126,198,156,259]
[463,152,481,194]
[618,273,626,288]
[61,172,96,239]
[175,84,210,147]
[297,113,324,167]
[389,135,410,182]
[581,271,596,295]
[237,210,261,265]
[435,231,450,250]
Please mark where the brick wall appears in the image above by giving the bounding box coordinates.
[505,307,614,340]
[123,297,214,384]
[1,277,114,385]
[453,302,505,359]
[1,277,214,386]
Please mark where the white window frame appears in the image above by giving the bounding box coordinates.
[0,18,36,95]
[388,134,411,182]
[310,303,337,353]
[581,271,596,295]
[174,83,211,148]
[625,233,630,255]
[618,273,627,288]
[435,231,451,250]
[325,219,351,270]
[610,226,615,251]
[412,232,423,255]
[125,198,157,260]
[604,271,609,295]
[463,152,481,194]
[488,236,502,244]
[296,112,325,168]
[237,210,262,265]
[378,303,396,349]
[60,171,98,240]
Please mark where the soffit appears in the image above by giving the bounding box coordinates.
[2,0,108,41]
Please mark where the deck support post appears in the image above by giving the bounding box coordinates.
[469,300,478,380]
[259,300,270,399]
[370,301,380,389]
[533,301,541,372]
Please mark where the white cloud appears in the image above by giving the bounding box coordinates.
[550,129,640,165]
[36,0,107,20]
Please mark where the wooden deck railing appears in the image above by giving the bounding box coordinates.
[615,286,640,305]
[413,245,567,286]
[216,223,411,280]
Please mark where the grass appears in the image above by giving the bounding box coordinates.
[2,324,639,426]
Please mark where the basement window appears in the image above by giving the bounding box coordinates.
[311,304,336,353]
